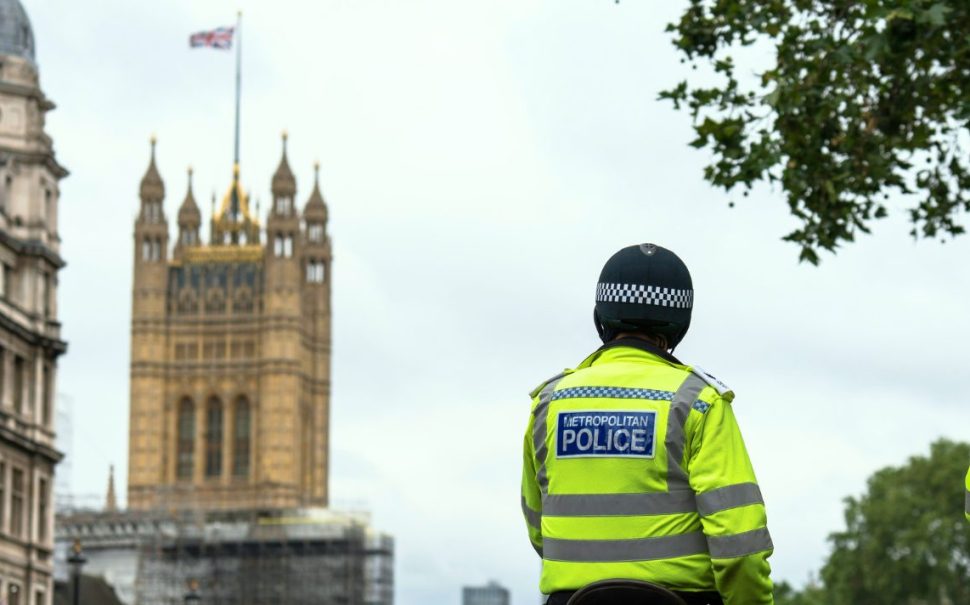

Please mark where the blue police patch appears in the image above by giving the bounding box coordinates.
[556,410,657,459]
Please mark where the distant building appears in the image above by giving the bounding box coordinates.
[128,134,332,512]
[55,507,393,605]
[0,1,68,603]
[463,581,510,605]
[53,112,392,604]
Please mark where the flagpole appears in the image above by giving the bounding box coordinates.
[234,10,242,168]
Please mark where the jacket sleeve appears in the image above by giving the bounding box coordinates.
[521,409,543,556]
[687,394,774,605]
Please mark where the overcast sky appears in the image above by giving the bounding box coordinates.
[22,1,970,604]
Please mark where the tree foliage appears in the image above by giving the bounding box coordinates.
[661,1,970,263]
[773,580,827,605]
[820,439,970,605]
[778,439,970,604]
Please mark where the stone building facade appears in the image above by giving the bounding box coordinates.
[0,1,67,604]
[127,135,332,512]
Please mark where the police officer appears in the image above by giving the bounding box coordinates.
[522,244,774,605]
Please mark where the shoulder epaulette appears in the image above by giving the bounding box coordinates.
[529,369,571,399]
[690,365,734,400]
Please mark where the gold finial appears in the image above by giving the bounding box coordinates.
[149,134,157,159]
[189,579,200,591]
[282,129,288,141]
[313,161,320,184]
[233,163,240,176]
[72,539,82,556]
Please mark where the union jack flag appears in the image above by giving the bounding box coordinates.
[189,27,235,50]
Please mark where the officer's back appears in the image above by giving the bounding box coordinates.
[521,244,774,605]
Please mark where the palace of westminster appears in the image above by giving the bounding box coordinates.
[0,1,392,603]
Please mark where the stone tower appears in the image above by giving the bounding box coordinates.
[0,0,67,602]
[127,134,332,511]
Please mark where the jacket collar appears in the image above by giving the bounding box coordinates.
[577,337,683,369]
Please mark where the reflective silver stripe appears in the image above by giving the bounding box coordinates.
[543,531,708,563]
[532,542,543,557]
[665,374,708,490]
[533,373,567,496]
[521,496,542,529]
[543,490,697,517]
[696,483,764,517]
[707,527,773,559]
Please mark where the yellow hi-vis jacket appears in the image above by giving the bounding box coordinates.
[965,467,969,521]
[521,341,774,604]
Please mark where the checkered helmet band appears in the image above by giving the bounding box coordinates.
[596,282,693,309]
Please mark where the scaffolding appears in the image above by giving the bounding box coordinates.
[56,507,394,605]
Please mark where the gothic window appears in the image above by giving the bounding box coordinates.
[275,197,292,215]
[177,289,198,315]
[37,477,48,541]
[41,364,51,426]
[202,339,226,360]
[12,356,24,414]
[306,261,325,283]
[205,288,225,314]
[10,467,23,537]
[40,271,52,318]
[205,397,223,478]
[233,397,251,478]
[233,287,253,313]
[177,398,195,480]
[307,224,324,242]
[142,238,151,261]
[284,235,293,258]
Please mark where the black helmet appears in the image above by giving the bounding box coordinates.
[593,243,694,347]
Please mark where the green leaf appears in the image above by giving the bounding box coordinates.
[917,4,951,26]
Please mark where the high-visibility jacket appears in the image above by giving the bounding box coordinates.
[521,340,774,604]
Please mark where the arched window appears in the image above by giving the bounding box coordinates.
[233,396,251,478]
[205,397,223,478]
[176,398,195,480]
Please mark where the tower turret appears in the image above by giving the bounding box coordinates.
[298,161,332,504]
[134,137,169,269]
[301,162,330,285]
[267,132,300,260]
[129,137,170,503]
[174,167,201,259]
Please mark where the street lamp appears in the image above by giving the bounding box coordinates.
[67,539,87,605]
[183,578,201,604]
